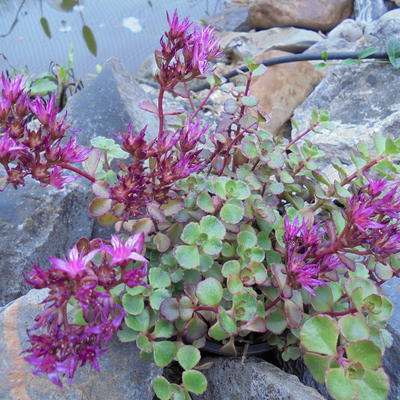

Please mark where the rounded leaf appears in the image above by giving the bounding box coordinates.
[222,260,240,277]
[124,309,150,332]
[220,202,244,224]
[326,368,357,400]
[200,215,226,239]
[182,370,208,395]
[122,294,144,315]
[181,223,201,245]
[300,315,338,356]
[175,245,200,269]
[197,193,215,213]
[196,278,223,306]
[346,340,382,369]
[303,353,333,384]
[177,345,201,370]
[266,310,287,335]
[237,231,257,249]
[152,376,172,400]
[89,198,112,216]
[153,341,177,367]
[339,314,370,341]
[353,368,389,400]
[160,298,180,322]
[154,233,171,252]
[149,267,171,288]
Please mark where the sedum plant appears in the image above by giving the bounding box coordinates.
[1,10,400,400]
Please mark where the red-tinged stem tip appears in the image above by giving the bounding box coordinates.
[59,163,96,183]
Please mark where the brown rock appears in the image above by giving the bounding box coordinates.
[0,289,162,400]
[249,50,322,134]
[248,0,353,32]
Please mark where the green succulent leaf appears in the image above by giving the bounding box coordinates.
[152,376,172,400]
[326,368,357,400]
[197,193,215,213]
[300,315,338,356]
[220,201,244,224]
[303,353,333,384]
[196,278,223,306]
[182,370,208,394]
[117,324,138,342]
[346,340,382,369]
[150,289,171,310]
[175,245,200,269]
[200,215,226,239]
[177,345,201,370]
[153,341,178,367]
[353,368,389,400]
[266,310,287,334]
[339,314,370,341]
[222,260,241,277]
[149,267,171,288]
[181,223,201,245]
[125,309,150,332]
[237,231,257,249]
[122,294,144,315]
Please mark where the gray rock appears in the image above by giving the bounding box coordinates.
[364,9,400,49]
[217,28,323,65]
[291,61,400,169]
[193,357,326,400]
[354,0,388,22]
[0,179,93,306]
[327,19,364,42]
[0,289,162,400]
[205,3,250,32]
[66,58,158,147]
[382,277,400,400]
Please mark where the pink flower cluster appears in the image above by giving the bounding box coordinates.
[0,73,90,190]
[24,233,147,386]
[105,120,207,219]
[283,176,400,295]
[155,10,221,90]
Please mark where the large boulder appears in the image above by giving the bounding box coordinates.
[193,357,326,400]
[0,289,162,400]
[291,9,400,170]
[248,0,353,32]
[250,50,322,134]
[0,179,93,306]
[292,61,400,169]
[216,27,322,66]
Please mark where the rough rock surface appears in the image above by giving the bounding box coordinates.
[193,357,326,400]
[291,61,400,169]
[66,58,158,147]
[206,3,250,32]
[250,50,322,134]
[0,179,93,306]
[0,289,162,400]
[216,27,322,66]
[248,0,353,32]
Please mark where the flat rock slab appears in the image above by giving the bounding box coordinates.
[0,289,161,400]
[193,357,326,400]
[0,179,93,306]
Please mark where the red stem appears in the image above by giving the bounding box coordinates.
[283,123,319,153]
[340,155,385,186]
[323,308,358,317]
[265,296,282,313]
[59,163,96,182]
[158,87,165,136]
[190,85,217,121]
[196,306,218,313]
